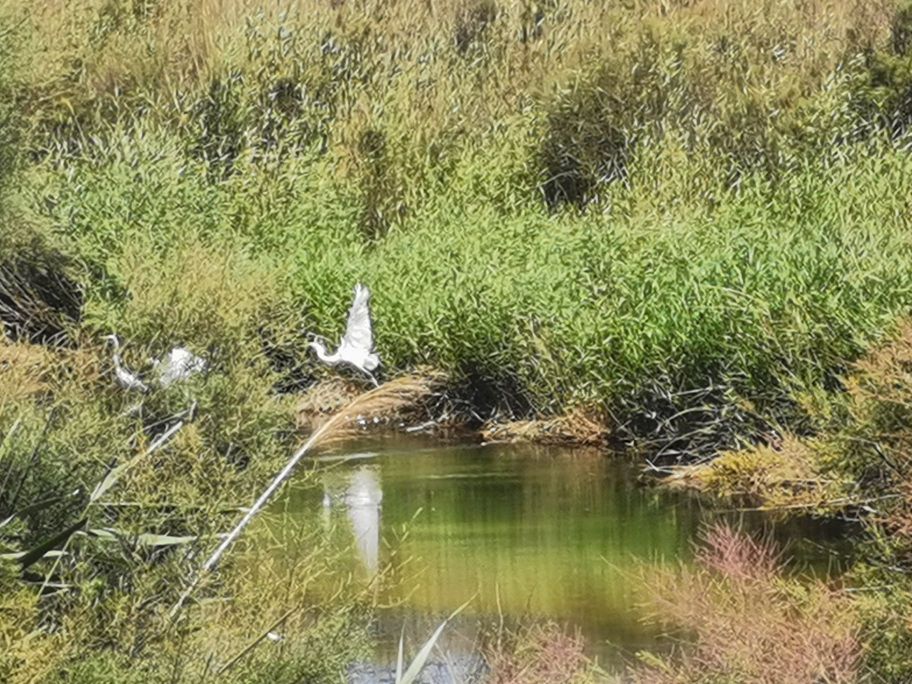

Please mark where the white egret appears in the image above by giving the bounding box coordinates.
[309,283,381,386]
[105,335,207,392]
[151,347,208,388]
[103,334,150,393]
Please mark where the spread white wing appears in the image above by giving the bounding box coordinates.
[156,347,207,388]
[339,283,374,358]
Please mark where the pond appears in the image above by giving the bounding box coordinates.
[262,435,850,679]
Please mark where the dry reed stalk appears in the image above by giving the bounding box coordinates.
[295,377,363,421]
[170,371,442,618]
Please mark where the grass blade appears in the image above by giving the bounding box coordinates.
[0,491,76,530]
[398,599,471,684]
[15,517,86,569]
[396,625,405,682]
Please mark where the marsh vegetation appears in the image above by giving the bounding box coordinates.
[4,0,912,681]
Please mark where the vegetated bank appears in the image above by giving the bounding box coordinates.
[4,0,912,681]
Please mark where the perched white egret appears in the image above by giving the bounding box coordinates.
[103,334,150,393]
[105,335,207,393]
[151,347,208,388]
[309,283,381,386]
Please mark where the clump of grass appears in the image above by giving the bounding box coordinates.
[633,523,860,684]
[666,435,851,512]
[483,622,599,684]
[481,407,609,446]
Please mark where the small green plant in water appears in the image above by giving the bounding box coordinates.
[395,600,470,684]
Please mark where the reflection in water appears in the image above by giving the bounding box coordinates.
[322,465,383,577]
[271,437,849,670]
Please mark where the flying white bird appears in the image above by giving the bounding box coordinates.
[104,334,150,393]
[309,283,381,386]
[151,347,208,388]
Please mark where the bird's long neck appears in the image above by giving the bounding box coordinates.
[109,340,125,370]
[310,341,340,365]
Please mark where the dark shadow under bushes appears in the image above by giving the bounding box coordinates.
[617,379,781,465]
[0,245,82,347]
[453,362,536,426]
[537,77,632,209]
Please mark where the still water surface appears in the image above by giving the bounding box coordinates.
[265,435,848,675]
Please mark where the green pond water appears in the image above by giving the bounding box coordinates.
[262,435,849,673]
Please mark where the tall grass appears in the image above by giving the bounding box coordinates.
[4,0,911,452]
[26,126,912,452]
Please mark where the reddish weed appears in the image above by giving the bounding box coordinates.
[485,623,594,684]
[634,523,860,684]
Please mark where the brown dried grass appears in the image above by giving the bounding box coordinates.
[481,408,608,446]
[313,370,446,447]
[295,377,363,425]
[0,338,54,403]
[664,435,849,512]
[296,369,445,434]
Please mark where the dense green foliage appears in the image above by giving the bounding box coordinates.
[7,0,912,438]
[31,136,912,430]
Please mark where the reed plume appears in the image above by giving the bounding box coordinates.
[170,371,443,618]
